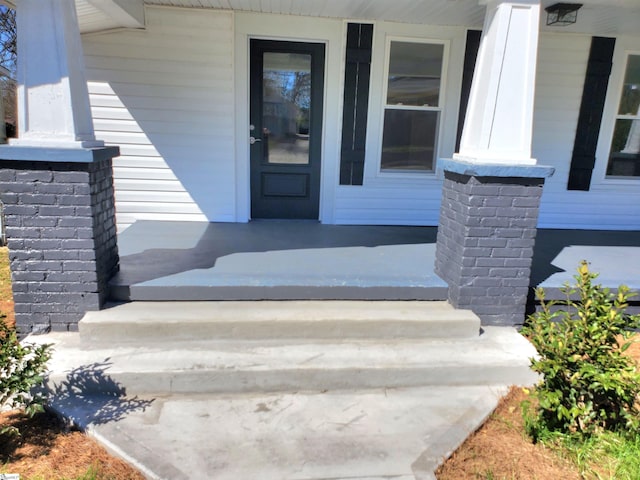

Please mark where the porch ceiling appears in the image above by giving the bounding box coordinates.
[76,0,640,36]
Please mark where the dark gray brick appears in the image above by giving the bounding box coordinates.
[10,282,27,292]
[475,257,507,267]
[23,238,62,249]
[480,217,511,227]
[58,216,93,228]
[11,271,46,282]
[477,238,508,248]
[0,182,36,193]
[19,193,58,205]
[53,171,89,183]
[23,216,57,227]
[43,250,79,260]
[63,261,99,271]
[34,183,74,195]
[47,271,97,283]
[3,205,38,216]
[491,248,525,258]
[39,205,76,216]
[17,171,53,182]
[0,169,16,181]
[512,196,541,207]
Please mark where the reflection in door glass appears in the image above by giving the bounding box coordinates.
[262,52,312,164]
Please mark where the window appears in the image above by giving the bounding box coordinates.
[606,54,640,177]
[380,41,444,172]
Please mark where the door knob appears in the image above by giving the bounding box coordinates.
[249,136,262,145]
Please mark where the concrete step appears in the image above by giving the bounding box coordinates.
[32,327,538,396]
[79,300,481,345]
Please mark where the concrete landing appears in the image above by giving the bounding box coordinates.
[48,385,508,480]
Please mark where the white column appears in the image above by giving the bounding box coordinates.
[11,0,103,148]
[455,0,540,165]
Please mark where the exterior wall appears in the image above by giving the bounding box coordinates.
[534,33,640,230]
[81,7,640,231]
[82,6,235,230]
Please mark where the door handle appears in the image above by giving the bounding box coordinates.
[249,136,262,145]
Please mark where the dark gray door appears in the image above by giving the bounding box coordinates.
[250,40,325,219]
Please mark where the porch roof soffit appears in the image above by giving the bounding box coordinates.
[75,0,640,37]
[75,0,145,33]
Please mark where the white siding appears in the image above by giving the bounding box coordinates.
[534,33,640,230]
[332,22,466,226]
[83,7,235,230]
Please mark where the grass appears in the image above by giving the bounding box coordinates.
[552,430,640,479]
[0,246,14,328]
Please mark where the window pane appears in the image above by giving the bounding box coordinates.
[618,55,640,116]
[606,119,640,177]
[262,52,311,164]
[381,110,438,171]
[386,42,443,107]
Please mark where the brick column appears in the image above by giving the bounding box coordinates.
[435,159,554,326]
[0,146,120,335]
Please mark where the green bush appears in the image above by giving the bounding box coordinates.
[0,315,51,435]
[522,261,640,440]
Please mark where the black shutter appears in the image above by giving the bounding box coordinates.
[568,36,616,190]
[456,30,482,153]
[340,23,373,186]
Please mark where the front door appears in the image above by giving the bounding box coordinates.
[250,40,325,219]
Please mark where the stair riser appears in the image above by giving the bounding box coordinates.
[45,367,538,396]
[79,320,480,345]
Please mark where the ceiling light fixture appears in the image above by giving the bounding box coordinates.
[545,3,583,26]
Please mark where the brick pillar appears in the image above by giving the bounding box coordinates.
[435,159,554,326]
[0,147,120,334]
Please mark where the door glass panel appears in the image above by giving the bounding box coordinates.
[262,52,312,164]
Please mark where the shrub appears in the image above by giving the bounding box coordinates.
[0,315,51,435]
[522,261,640,440]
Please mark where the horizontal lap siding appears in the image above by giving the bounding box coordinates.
[534,33,640,230]
[83,7,235,231]
[334,182,443,225]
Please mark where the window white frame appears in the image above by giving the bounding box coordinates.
[594,43,640,186]
[605,52,640,178]
[377,35,450,175]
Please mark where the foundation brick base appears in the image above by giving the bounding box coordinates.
[0,147,119,334]
[435,168,549,326]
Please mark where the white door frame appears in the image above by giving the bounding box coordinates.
[234,12,343,223]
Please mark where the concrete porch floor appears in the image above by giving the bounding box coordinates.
[111,221,640,302]
[110,221,448,301]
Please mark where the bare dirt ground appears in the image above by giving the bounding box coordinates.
[436,386,582,479]
[437,335,640,479]
[0,409,145,480]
